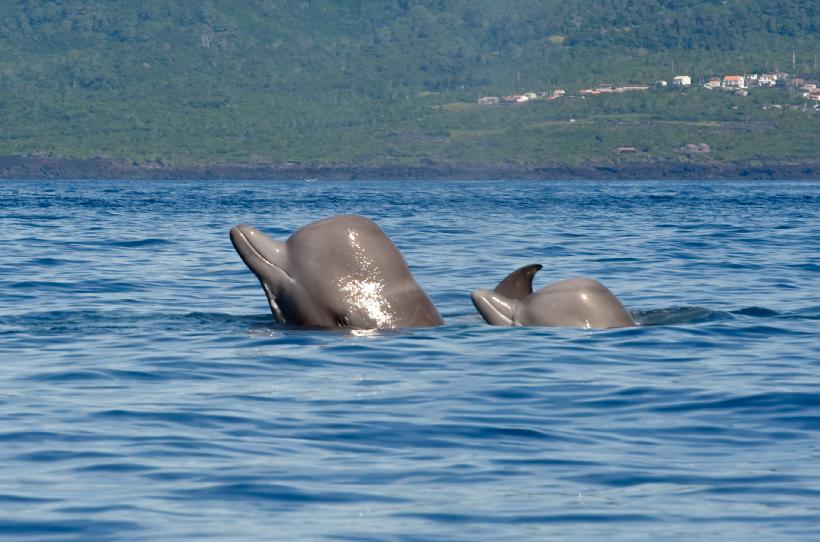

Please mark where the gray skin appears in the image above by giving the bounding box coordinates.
[230,215,443,329]
[471,264,636,329]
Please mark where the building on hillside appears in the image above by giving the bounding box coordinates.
[596,84,614,93]
[549,89,566,100]
[524,92,538,100]
[477,96,500,105]
[656,80,668,87]
[679,143,711,154]
[723,75,746,89]
[704,78,721,89]
[616,147,638,154]
[617,84,650,92]
[758,74,778,86]
[672,75,691,86]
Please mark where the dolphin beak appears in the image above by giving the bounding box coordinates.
[229,225,288,275]
[471,289,517,326]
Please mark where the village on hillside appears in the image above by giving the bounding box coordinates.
[478,71,820,108]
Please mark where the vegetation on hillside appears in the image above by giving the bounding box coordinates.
[0,1,817,169]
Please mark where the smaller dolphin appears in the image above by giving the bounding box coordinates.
[230,215,443,329]
[471,264,636,329]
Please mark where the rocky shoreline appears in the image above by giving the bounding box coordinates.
[1,155,817,181]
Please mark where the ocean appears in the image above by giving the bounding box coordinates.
[0,179,818,541]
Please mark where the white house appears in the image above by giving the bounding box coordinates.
[758,74,778,87]
[618,84,649,92]
[723,75,746,89]
[672,75,691,86]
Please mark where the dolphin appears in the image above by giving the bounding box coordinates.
[230,215,443,329]
[471,264,636,329]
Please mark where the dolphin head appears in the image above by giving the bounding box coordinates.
[470,264,541,326]
[229,224,337,327]
[470,289,519,326]
[230,216,443,329]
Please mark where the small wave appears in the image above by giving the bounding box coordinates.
[651,391,820,418]
[0,518,140,538]
[0,494,60,504]
[792,306,820,320]
[0,310,271,335]
[6,279,144,294]
[2,213,69,221]
[110,238,172,248]
[22,257,87,266]
[632,306,730,326]
[22,368,165,384]
[731,306,781,317]
[394,511,656,524]
[632,305,803,326]
[647,193,678,201]
[172,482,405,505]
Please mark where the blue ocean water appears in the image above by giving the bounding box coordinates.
[0,179,818,541]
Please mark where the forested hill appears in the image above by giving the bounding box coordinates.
[0,1,818,172]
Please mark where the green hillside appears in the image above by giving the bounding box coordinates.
[0,1,817,172]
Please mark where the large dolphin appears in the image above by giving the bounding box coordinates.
[230,215,443,329]
[471,264,636,329]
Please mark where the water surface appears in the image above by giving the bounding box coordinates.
[1,180,818,541]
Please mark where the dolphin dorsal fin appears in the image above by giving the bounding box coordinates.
[493,264,543,300]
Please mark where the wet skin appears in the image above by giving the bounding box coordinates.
[471,264,636,329]
[230,215,443,329]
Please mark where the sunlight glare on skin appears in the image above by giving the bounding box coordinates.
[337,227,396,328]
[339,279,395,328]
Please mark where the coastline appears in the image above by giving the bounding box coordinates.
[1,155,817,181]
